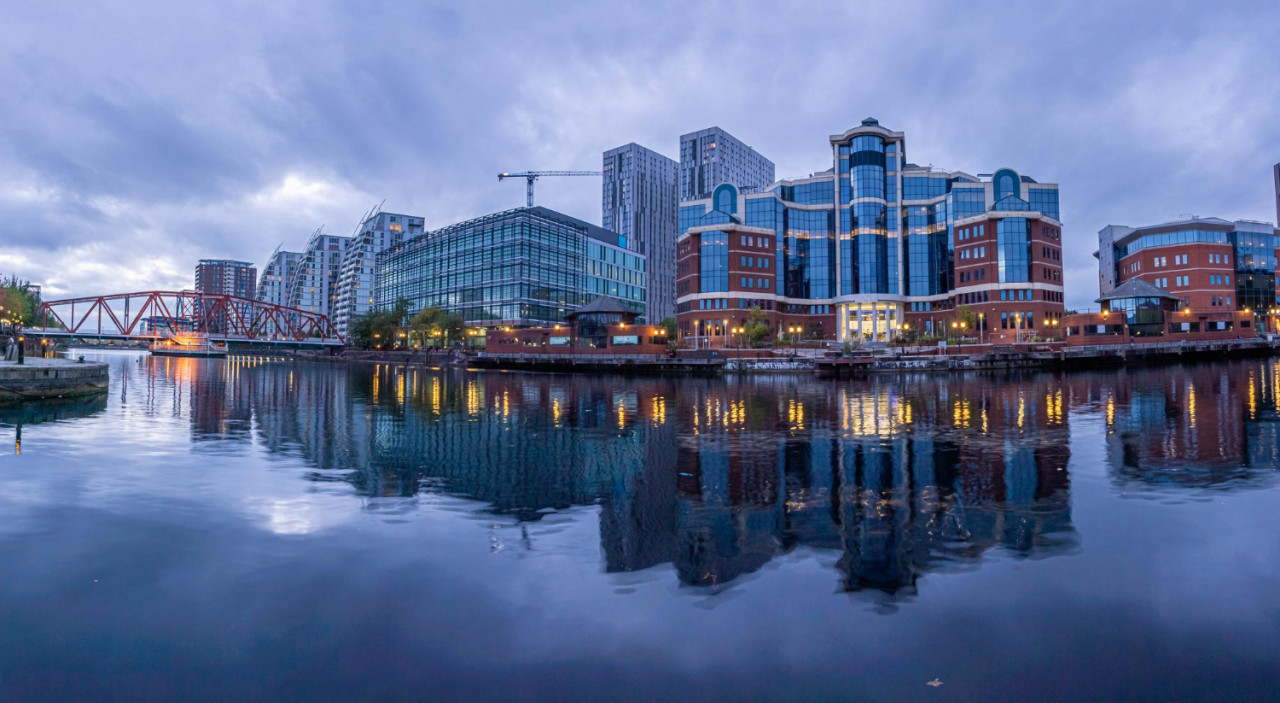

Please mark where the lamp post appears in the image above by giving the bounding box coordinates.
[978,312,985,345]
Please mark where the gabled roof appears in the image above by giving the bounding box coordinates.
[1096,278,1181,303]
[566,296,634,318]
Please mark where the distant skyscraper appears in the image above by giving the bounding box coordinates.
[603,143,677,322]
[679,127,775,202]
[332,210,425,335]
[288,228,350,318]
[256,247,301,306]
[195,259,256,299]
[1274,162,1279,226]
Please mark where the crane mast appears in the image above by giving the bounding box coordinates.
[497,170,602,207]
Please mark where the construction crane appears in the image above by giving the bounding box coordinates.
[498,171,602,207]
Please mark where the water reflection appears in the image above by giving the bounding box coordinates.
[93,354,1280,597]
[1089,365,1280,491]
[0,393,108,456]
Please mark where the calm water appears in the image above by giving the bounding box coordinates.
[1,352,1279,701]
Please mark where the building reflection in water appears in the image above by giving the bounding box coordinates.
[1083,359,1280,491]
[131,356,1280,597]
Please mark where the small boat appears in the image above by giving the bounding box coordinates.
[149,333,228,358]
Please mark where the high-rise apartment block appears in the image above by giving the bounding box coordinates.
[679,127,775,202]
[675,118,1064,344]
[603,143,678,322]
[1273,163,1279,226]
[332,211,425,335]
[256,247,301,307]
[288,228,350,317]
[195,259,257,299]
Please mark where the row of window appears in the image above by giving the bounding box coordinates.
[739,277,770,289]
[739,256,771,269]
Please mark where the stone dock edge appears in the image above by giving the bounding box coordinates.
[0,358,110,401]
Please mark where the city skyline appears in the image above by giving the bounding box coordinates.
[1,1,1279,311]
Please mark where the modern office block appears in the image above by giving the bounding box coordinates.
[675,118,1064,344]
[1095,216,1280,317]
[375,206,645,328]
[332,211,425,335]
[603,143,678,322]
[679,127,775,202]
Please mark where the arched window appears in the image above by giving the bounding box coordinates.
[713,184,738,215]
[993,169,1020,201]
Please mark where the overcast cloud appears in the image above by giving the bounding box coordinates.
[1,0,1278,308]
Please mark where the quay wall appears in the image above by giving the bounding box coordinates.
[0,359,110,401]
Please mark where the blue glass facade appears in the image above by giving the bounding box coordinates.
[997,218,1031,283]
[675,118,1063,342]
[376,206,645,327]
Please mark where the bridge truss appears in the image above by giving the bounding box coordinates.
[33,291,343,345]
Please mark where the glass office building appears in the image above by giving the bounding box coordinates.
[376,206,646,327]
[603,143,678,322]
[676,118,1064,343]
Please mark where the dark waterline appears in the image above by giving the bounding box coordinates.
[1,351,1278,702]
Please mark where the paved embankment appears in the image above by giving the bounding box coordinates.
[818,337,1280,376]
[468,353,724,374]
[0,358,110,401]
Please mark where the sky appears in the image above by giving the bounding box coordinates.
[1,0,1278,310]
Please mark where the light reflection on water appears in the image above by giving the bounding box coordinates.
[1,351,1279,701]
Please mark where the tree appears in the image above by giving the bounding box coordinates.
[957,305,978,332]
[744,307,771,346]
[0,276,43,327]
[657,316,678,341]
[349,299,409,350]
[409,306,465,347]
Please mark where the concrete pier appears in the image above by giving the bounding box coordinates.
[0,357,110,401]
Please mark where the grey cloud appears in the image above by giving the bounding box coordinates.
[0,0,1278,307]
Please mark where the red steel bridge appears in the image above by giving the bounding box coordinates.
[29,291,344,347]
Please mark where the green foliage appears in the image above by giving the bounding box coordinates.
[956,305,978,332]
[349,299,409,350]
[409,306,465,347]
[657,316,678,340]
[744,307,771,346]
[0,276,43,327]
